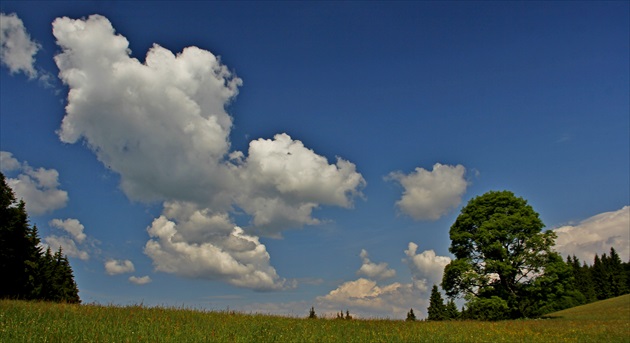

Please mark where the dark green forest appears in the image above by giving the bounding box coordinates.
[0,172,80,303]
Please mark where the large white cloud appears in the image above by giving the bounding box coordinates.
[386,163,468,221]
[1,151,69,215]
[144,201,290,291]
[0,12,40,78]
[52,14,364,232]
[53,14,239,205]
[52,14,365,289]
[236,133,365,236]
[553,206,629,263]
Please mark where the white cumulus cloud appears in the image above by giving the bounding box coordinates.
[0,151,21,172]
[0,12,40,78]
[105,259,135,275]
[317,278,419,318]
[52,14,365,289]
[44,235,89,260]
[129,275,152,285]
[237,133,365,236]
[49,218,86,244]
[403,242,451,293]
[553,206,629,263]
[144,201,290,291]
[316,243,451,319]
[386,163,468,221]
[53,14,239,205]
[1,151,68,215]
[356,249,396,280]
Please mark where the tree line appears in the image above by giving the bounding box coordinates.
[427,246,629,321]
[0,173,80,303]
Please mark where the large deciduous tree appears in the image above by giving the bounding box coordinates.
[442,190,573,319]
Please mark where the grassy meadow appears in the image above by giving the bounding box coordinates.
[1,294,629,342]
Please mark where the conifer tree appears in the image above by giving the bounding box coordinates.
[568,256,596,303]
[24,225,45,299]
[308,306,317,319]
[592,254,611,300]
[0,173,32,299]
[445,299,460,320]
[406,308,416,321]
[427,285,446,321]
[0,172,80,303]
[607,247,628,296]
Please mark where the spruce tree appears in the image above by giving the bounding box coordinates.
[0,172,80,303]
[406,308,416,321]
[427,285,446,321]
[624,260,630,293]
[308,306,317,319]
[56,248,80,303]
[42,247,80,303]
[445,299,460,320]
[24,225,45,299]
[0,173,32,299]
[607,247,628,296]
[592,254,611,300]
[565,255,595,304]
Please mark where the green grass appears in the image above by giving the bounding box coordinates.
[1,295,628,342]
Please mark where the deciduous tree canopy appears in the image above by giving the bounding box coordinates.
[442,190,573,319]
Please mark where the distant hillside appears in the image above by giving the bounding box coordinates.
[544,294,630,321]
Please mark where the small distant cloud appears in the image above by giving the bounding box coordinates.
[357,249,396,280]
[0,12,40,78]
[105,259,135,275]
[556,133,573,143]
[44,235,90,260]
[49,218,86,244]
[129,275,152,285]
[1,151,69,215]
[43,217,91,261]
[386,163,468,221]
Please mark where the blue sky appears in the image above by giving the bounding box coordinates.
[1,1,628,319]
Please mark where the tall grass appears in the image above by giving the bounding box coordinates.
[1,294,629,342]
